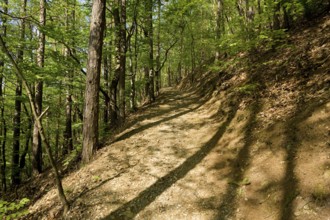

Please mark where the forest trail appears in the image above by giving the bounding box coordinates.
[28,83,330,219]
[26,14,330,220]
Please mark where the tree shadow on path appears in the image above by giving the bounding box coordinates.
[113,94,210,143]
[101,102,240,220]
[215,99,261,220]
[280,96,328,220]
[120,89,208,132]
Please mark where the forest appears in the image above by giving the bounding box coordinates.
[0,0,329,219]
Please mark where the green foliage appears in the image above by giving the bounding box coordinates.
[0,198,30,219]
[257,29,288,50]
[235,83,260,95]
[92,175,102,182]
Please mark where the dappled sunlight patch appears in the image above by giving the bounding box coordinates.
[292,101,330,218]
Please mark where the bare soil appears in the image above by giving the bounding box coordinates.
[24,14,330,220]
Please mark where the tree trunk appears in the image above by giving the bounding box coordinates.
[133,20,139,106]
[12,0,27,186]
[215,0,224,60]
[118,0,126,122]
[82,0,106,163]
[129,2,138,111]
[12,82,22,185]
[19,104,32,173]
[110,6,121,127]
[128,41,136,111]
[0,0,8,193]
[155,0,161,96]
[190,33,195,83]
[167,66,171,87]
[55,99,61,161]
[32,0,46,175]
[147,0,155,102]
[144,66,150,99]
[282,4,291,29]
[63,0,74,155]
[63,90,73,155]
[273,0,281,30]
[103,30,110,128]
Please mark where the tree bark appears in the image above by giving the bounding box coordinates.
[147,0,155,102]
[12,81,22,185]
[129,0,138,111]
[215,0,224,60]
[32,0,45,175]
[19,104,32,172]
[0,0,8,193]
[110,6,121,127]
[82,0,106,163]
[63,0,74,155]
[63,89,73,155]
[155,0,161,96]
[118,0,126,122]
[103,29,110,128]
[144,66,150,99]
[12,0,27,186]
[167,66,171,87]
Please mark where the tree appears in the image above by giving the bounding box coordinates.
[146,0,155,102]
[63,0,75,155]
[32,0,46,175]
[11,0,27,186]
[215,0,224,60]
[128,0,139,111]
[118,0,127,121]
[109,0,126,127]
[0,0,8,193]
[82,0,106,163]
[155,0,161,96]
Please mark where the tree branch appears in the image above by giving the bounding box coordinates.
[61,42,110,102]
[38,106,49,120]
[156,39,178,73]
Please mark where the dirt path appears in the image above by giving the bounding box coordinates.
[28,86,330,220]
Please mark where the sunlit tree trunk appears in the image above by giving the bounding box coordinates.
[82,0,106,163]
[32,0,45,175]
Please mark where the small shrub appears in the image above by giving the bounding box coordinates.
[235,83,260,95]
[0,198,30,219]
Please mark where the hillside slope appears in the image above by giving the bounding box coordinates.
[25,14,330,220]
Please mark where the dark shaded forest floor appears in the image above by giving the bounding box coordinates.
[24,14,330,220]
